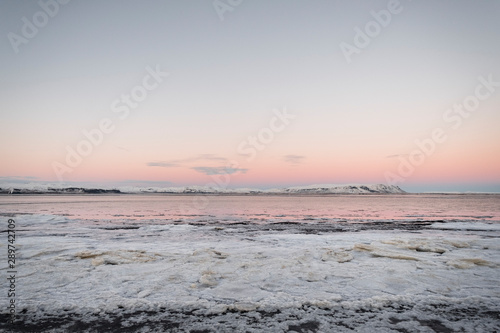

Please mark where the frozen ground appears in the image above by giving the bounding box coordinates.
[1,213,499,332]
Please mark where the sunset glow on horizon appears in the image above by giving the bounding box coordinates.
[1,1,499,192]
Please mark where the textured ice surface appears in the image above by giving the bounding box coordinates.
[430,221,500,231]
[1,213,499,332]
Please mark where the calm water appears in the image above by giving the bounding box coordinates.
[2,194,500,332]
[1,194,499,224]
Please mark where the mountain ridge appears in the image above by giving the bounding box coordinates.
[0,183,405,194]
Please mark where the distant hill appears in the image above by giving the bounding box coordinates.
[0,183,405,194]
[0,187,121,194]
[267,184,405,194]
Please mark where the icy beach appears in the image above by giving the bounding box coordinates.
[1,194,500,332]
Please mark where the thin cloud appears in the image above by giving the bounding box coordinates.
[147,162,179,168]
[192,166,248,176]
[114,145,130,152]
[283,155,305,165]
[190,154,227,162]
[146,154,227,168]
[118,180,174,187]
[0,176,39,181]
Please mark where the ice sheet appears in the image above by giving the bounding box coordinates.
[430,221,500,231]
[2,214,499,331]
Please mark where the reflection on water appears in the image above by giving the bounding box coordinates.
[1,194,499,224]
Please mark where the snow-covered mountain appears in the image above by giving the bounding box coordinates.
[269,184,405,194]
[0,183,405,194]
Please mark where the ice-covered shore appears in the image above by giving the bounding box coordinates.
[0,183,405,195]
[2,214,499,332]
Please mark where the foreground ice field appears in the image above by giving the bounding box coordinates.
[2,213,500,332]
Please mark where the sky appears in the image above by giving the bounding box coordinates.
[1,0,499,192]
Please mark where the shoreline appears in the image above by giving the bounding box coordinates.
[1,191,500,196]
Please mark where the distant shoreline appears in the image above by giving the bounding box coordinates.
[1,183,498,195]
[1,191,499,196]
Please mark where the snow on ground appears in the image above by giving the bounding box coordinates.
[429,221,500,231]
[1,214,500,332]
